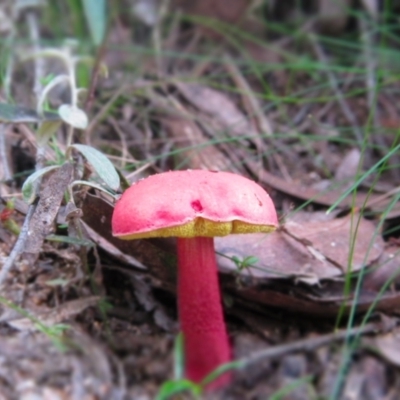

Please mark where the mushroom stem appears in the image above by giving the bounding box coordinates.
[177,237,231,388]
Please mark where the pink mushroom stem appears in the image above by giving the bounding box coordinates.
[177,237,231,388]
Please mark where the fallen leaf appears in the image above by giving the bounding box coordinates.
[363,245,400,291]
[334,148,361,183]
[162,116,234,171]
[217,213,384,284]
[284,213,384,272]
[81,192,176,286]
[373,327,400,367]
[175,82,257,139]
[258,169,400,217]
[216,232,340,285]
[130,274,177,332]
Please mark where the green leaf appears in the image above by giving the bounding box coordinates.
[156,379,201,400]
[81,0,107,46]
[69,179,105,191]
[46,234,94,247]
[40,73,56,86]
[0,103,59,123]
[70,144,120,191]
[243,256,259,267]
[201,359,242,388]
[58,104,88,129]
[22,165,60,204]
[38,75,70,113]
[174,333,185,380]
[70,179,118,197]
[37,120,62,145]
[45,278,70,287]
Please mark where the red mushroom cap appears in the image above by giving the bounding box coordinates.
[112,170,278,239]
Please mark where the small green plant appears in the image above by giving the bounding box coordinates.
[231,255,260,286]
[1,41,119,205]
[231,255,259,273]
[17,41,118,204]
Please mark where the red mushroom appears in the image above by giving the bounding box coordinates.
[111,170,278,388]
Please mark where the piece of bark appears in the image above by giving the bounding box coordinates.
[23,162,74,260]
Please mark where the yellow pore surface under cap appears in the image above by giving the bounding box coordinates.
[118,216,276,240]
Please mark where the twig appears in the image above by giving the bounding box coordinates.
[308,33,364,146]
[84,43,107,116]
[147,0,170,76]
[26,7,46,174]
[107,117,129,169]
[26,10,44,104]
[3,6,17,101]
[0,204,35,286]
[360,17,377,125]
[237,322,380,370]
[205,321,387,388]
[223,54,273,137]
[0,124,12,183]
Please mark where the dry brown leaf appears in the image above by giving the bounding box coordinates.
[162,116,233,170]
[259,168,400,218]
[130,273,177,332]
[217,213,384,284]
[373,327,400,367]
[216,232,340,285]
[334,148,361,183]
[83,222,146,270]
[363,245,400,291]
[341,357,387,399]
[81,193,176,287]
[363,357,388,399]
[284,214,384,272]
[175,82,258,139]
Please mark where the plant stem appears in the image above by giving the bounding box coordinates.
[177,237,231,389]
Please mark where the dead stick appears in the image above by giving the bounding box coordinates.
[237,323,379,370]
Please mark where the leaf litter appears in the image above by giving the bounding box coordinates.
[1,1,400,399]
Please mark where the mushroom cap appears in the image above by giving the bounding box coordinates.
[112,170,278,239]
